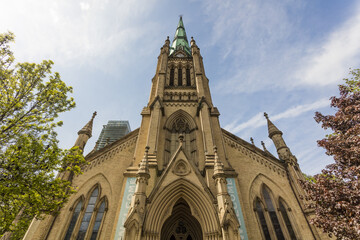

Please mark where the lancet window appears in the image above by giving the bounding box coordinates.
[167,64,194,88]
[178,67,183,86]
[170,68,174,86]
[64,185,108,240]
[255,198,271,240]
[254,185,298,240]
[186,68,191,86]
[279,199,297,239]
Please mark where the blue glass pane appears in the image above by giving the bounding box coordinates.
[93,221,101,231]
[98,201,106,212]
[83,212,92,222]
[80,221,89,231]
[263,188,285,240]
[256,199,271,240]
[89,196,97,204]
[64,200,83,240]
[280,201,297,239]
[95,212,104,222]
[86,204,95,212]
[91,187,99,197]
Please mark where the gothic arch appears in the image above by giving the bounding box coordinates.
[77,172,113,197]
[249,174,301,240]
[164,110,197,131]
[248,173,292,203]
[164,110,198,167]
[144,179,220,238]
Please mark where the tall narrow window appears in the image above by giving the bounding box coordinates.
[279,200,297,239]
[90,200,106,240]
[170,68,174,86]
[255,198,271,240]
[263,187,285,240]
[64,199,83,240]
[178,67,183,86]
[186,68,191,86]
[77,187,99,240]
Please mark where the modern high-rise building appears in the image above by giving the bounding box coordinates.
[24,17,330,240]
[96,121,131,151]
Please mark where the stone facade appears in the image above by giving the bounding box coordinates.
[24,17,329,240]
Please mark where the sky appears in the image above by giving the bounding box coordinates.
[1,0,360,175]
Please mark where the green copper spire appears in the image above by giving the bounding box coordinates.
[170,16,191,56]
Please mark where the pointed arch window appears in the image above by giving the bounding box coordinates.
[90,199,106,240]
[178,67,183,86]
[64,199,83,240]
[170,68,174,86]
[279,200,297,240]
[77,187,99,239]
[63,185,108,240]
[255,198,271,240]
[262,187,285,240]
[186,68,191,86]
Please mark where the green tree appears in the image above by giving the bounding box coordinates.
[302,69,360,239]
[0,32,86,239]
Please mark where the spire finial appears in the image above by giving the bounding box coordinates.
[92,111,97,120]
[261,141,267,151]
[264,112,269,120]
[213,145,225,177]
[138,146,150,175]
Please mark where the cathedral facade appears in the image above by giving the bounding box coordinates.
[24,17,328,240]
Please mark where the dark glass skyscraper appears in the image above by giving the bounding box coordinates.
[96,120,130,150]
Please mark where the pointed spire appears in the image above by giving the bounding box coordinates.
[261,141,267,151]
[213,146,225,177]
[137,146,150,176]
[170,16,191,56]
[264,112,282,138]
[78,111,97,138]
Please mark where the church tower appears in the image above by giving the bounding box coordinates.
[24,17,328,240]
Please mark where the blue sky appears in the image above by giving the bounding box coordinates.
[1,0,360,175]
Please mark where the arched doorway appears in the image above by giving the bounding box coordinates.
[161,198,202,240]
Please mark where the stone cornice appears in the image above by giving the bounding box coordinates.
[222,129,286,178]
[80,129,139,173]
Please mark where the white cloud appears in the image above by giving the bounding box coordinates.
[80,2,90,11]
[225,98,329,134]
[0,0,161,68]
[296,5,360,86]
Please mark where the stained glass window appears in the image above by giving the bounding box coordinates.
[262,187,285,240]
[279,200,297,239]
[90,200,106,240]
[255,198,271,240]
[77,187,99,240]
[64,199,83,240]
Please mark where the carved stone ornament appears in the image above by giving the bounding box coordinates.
[173,159,190,176]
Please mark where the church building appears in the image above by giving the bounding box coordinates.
[24,17,329,240]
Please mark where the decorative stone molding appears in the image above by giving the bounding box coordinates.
[173,159,191,176]
[80,135,138,173]
[223,136,286,177]
[164,102,198,107]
